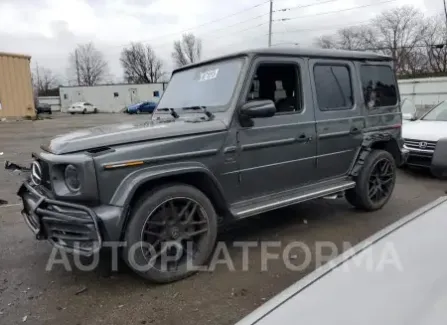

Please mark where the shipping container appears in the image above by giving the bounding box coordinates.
[0,52,35,118]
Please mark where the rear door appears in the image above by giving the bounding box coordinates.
[309,59,364,180]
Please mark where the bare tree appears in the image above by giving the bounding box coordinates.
[120,43,164,83]
[32,64,59,96]
[337,26,377,50]
[315,26,377,50]
[424,14,447,74]
[314,35,338,49]
[372,5,429,74]
[314,6,431,76]
[68,43,109,86]
[172,33,202,68]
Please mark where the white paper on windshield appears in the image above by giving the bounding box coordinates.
[199,69,219,82]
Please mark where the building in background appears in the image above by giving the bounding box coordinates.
[0,52,35,119]
[398,77,447,110]
[37,96,61,112]
[59,82,167,113]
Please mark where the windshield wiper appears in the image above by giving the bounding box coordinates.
[182,106,214,120]
[156,108,179,119]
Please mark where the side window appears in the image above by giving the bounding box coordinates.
[246,63,302,114]
[314,64,353,111]
[63,94,68,100]
[361,65,397,109]
[114,92,119,98]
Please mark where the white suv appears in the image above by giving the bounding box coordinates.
[402,100,447,177]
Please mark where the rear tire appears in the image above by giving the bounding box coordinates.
[70,112,75,115]
[82,109,86,114]
[345,150,396,211]
[122,183,218,283]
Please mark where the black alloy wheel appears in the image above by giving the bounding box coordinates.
[123,184,218,283]
[345,150,396,211]
[368,158,394,203]
[140,197,210,270]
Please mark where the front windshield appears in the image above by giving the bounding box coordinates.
[155,58,244,112]
[422,101,447,121]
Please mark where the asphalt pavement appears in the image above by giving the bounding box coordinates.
[1,113,445,325]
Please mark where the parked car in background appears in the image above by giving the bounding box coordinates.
[234,196,447,325]
[67,102,98,114]
[402,100,447,178]
[35,103,52,114]
[126,101,157,114]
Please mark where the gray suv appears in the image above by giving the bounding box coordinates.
[17,47,407,283]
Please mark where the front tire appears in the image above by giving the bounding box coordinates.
[345,150,396,211]
[122,184,218,283]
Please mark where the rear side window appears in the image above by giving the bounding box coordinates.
[361,65,397,108]
[314,65,353,111]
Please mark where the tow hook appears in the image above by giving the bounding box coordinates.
[4,160,31,174]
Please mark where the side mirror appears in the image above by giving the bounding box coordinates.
[240,100,276,118]
[403,112,417,121]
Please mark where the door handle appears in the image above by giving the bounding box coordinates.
[297,133,312,143]
[350,127,361,134]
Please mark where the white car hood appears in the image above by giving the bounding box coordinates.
[402,120,447,141]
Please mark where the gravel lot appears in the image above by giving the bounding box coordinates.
[1,113,446,325]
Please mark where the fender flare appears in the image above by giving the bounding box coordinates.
[109,161,226,208]
[349,132,398,177]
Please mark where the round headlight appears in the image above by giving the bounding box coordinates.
[64,164,81,192]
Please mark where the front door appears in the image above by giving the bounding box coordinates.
[309,59,364,180]
[236,57,317,201]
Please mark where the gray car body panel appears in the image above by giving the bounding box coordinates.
[235,196,447,325]
[19,47,404,244]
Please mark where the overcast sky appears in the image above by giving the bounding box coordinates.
[0,0,443,84]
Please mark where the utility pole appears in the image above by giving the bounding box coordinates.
[444,0,447,26]
[268,0,273,47]
[75,49,81,86]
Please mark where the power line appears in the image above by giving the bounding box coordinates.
[275,0,397,22]
[270,20,372,36]
[109,0,270,49]
[273,0,339,13]
[110,0,342,51]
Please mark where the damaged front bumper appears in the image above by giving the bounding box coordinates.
[18,181,103,256]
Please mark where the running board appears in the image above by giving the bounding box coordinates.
[231,180,355,219]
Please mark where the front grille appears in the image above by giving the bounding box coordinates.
[36,159,52,190]
[404,138,436,167]
[404,139,437,151]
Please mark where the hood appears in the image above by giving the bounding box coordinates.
[43,118,227,154]
[402,120,447,141]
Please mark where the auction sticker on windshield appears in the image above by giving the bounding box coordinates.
[199,69,219,82]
